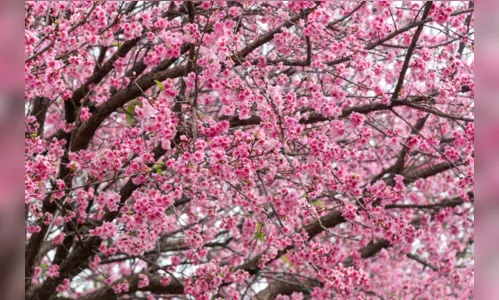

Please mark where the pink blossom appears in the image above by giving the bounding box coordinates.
[138,274,150,288]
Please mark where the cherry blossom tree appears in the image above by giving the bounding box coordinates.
[25,1,474,299]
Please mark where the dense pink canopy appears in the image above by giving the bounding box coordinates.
[25,1,474,300]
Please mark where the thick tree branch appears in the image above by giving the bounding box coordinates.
[71,64,189,151]
[385,192,473,210]
[30,96,50,137]
[392,2,432,99]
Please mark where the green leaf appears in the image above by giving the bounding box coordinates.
[132,98,143,107]
[126,114,133,126]
[152,162,165,175]
[126,103,136,114]
[255,232,265,242]
[256,222,262,232]
[255,222,265,241]
[312,200,324,208]
[125,99,140,126]
[154,79,164,91]
[281,255,292,266]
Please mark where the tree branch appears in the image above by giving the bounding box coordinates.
[392,2,432,100]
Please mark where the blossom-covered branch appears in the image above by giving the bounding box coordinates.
[25,1,474,300]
